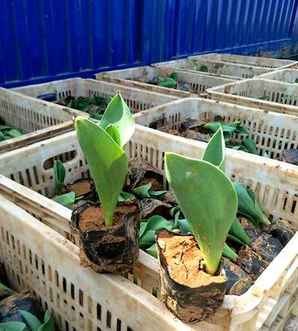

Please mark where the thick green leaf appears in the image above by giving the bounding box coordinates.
[177,218,191,234]
[139,215,174,249]
[139,221,147,238]
[0,322,27,331]
[202,127,225,170]
[229,219,251,245]
[158,77,177,88]
[75,117,128,226]
[132,183,167,199]
[0,131,6,141]
[133,183,152,198]
[150,190,167,198]
[20,310,42,331]
[8,129,23,138]
[39,311,55,331]
[223,243,238,262]
[234,182,270,226]
[146,244,158,258]
[0,281,13,294]
[242,137,258,155]
[53,192,76,208]
[228,234,247,246]
[105,124,121,145]
[100,94,135,147]
[53,160,65,195]
[118,191,135,203]
[165,153,238,275]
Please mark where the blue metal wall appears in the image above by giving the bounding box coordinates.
[1,0,298,87]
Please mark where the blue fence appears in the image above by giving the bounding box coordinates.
[1,0,298,87]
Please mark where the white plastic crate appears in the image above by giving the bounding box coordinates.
[260,69,298,84]
[0,127,297,331]
[96,65,234,97]
[153,58,272,80]
[189,53,295,69]
[208,78,298,116]
[14,78,179,114]
[0,88,86,153]
[135,98,298,162]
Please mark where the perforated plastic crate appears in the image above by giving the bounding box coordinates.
[14,78,179,114]
[0,88,85,153]
[153,58,272,80]
[260,69,298,84]
[96,65,234,97]
[208,78,298,116]
[0,127,297,331]
[189,53,295,69]
[135,98,298,162]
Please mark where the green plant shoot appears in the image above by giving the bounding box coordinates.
[75,94,135,226]
[53,160,65,195]
[165,153,238,275]
[202,127,225,170]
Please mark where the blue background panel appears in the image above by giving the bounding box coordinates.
[0,0,298,87]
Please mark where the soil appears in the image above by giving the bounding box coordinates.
[237,246,269,280]
[158,233,224,288]
[72,201,139,274]
[67,179,94,198]
[156,230,226,323]
[150,118,212,143]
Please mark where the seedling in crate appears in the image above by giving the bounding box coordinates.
[156,129,238,322]
[72,94,139,273]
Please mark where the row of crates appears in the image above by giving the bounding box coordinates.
[0,53,298,331]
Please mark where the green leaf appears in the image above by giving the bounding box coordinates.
[53,192,76,208]
[0,322,27,331]
[150,190,167,198]
[177,218,192,234]
[0,281,13,294]
[5,129,23,138]
[20,310,42,331]
[228,234,247,246]
[203,122,222,133]
[75,117,128,226]
[223,243,238,262]
[132,183,167,199]
[158,77,177,88]
[229,219,251,245]
[242,137,258,155]
[234,182,270,226]
[139,222,147,238]
[105,124,121,145]
[53,160,66,195]
[165,153,238,275]
[146,244,158,258]
[139,215,174,249]
[0,130,6,141]
[202,127,225,170]
[39,311,55,331]
[100,94,135,147]
[118,191,135,203]
[133,183,152,198]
